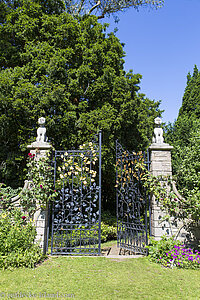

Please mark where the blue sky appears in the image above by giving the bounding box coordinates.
[101,0,200,123]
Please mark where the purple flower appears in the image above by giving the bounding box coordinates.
[174,245,180,249]
[40,184,43,189]
[22,216,26,220]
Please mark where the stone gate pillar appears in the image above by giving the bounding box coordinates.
[149,117,173,240]
[27,117,51,254]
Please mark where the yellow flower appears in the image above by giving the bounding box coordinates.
[60,174,64,179]
[83,180,87,185]
[68,172,71,176]
[75,165,81,171]
[64,152,68,156]
[89,142,92,147]
[58,167,61,171]
[1,213,6,219]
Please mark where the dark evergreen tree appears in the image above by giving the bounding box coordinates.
[0,0,161,209]
[165,66,200,200]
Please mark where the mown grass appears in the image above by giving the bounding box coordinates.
[0,254,200,299]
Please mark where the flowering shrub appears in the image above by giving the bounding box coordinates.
[148,236,200,269]
[1,152,57,217]
[21,151,57,217]
[56,142,98,188]
[0,209,44,269]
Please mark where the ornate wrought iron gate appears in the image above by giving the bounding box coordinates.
[116,141,151,255]
[51,132,101,255]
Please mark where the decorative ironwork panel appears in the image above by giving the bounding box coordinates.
[51,132,101,255]
[116,141,150,255]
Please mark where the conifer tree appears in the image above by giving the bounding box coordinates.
[165,65,200,200]
[0,0,161,209]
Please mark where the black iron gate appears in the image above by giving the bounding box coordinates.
[116,141,151,255]
[51,132,101,255]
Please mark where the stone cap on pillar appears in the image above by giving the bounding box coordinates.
[149,144,173,151]
[27,141,52,150]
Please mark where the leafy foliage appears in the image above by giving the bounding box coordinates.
[1,152,57,217]
[63,0,164,19]
[0,209,44,269]
[148,236,181,263]
[0,0,161,210]
[21,152,57,217]
[0,183,22,209]
[101,210,117,241]
[165,66,200,219]
[127,157,200,230]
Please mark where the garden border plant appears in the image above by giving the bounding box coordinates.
[0,151,56,269]
[148,236,200,269]
[130,159,200,269]
[0,209,45,270]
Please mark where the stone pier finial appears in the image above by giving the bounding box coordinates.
[27,117,51,150]
[36,117,48,143]
[152,117,164,144]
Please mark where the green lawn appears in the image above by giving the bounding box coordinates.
[0,255,200,299]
